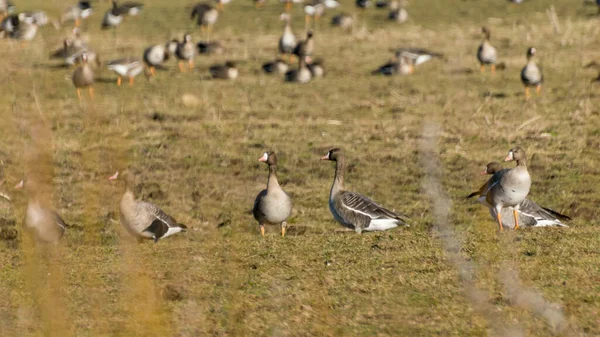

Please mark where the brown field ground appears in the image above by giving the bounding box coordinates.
[0,0,599,336]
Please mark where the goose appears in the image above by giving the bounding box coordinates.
[293,30,314,59]
[372,55,413,76]
[72,52,95,102]
[107,57,144,86]
[108,170,187,242]
[15,179,66,243]
[321,148,409,233]
[484,148,531,231]
[0,0,14,20]
[191,2,219,40]
[331,13,353,32]
[117,2,144,16]
[51,41,99,67]
[394,47,443,67]
[175,34,195,72]
[253,152,292,236]
[477,26,497,74]
[467,162,570,229]
[209,61,238,80]
[214,0,231,11]
[101,0,123,29]
[356,0,370,10]
[197,40,224,55]
[262,58,289,74]
[143,40,178,78]
[62,1,92,27]
[279,13,296,62]
[520,47,543,99]
[284,56,311,83]
[8,13,38,41]
[0,13,18,36]
[254,0,266,9]
[388,0,408,23]
[307,58,324,78]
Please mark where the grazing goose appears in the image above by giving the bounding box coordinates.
[143,40,178,78]
[191,2,219,40]
[485,148,532,231]
[262,58,289,74]
[395,48,443,66]
[62,1,92,27]
[108,171,187,242]
[197,40,224,54]
[72,52,95,102]
[51,38,99,67]
[331,13,353,32]
[117,2,144,16]
[285,56,311,83]
[307,58,324,78]
[101,0,123,29]
[15,179,66,244]
[477,26,497,74]
[468,162,570,229]
[388,0,408,23]
[520,47,543,99]
[279,13,296,62]
[176,34,195,72]
[293,30,314,59]
[321,148,409,233]
[372,55,413,76]
[253,152,293,236]
[209,61,238,80]
[107,57,144,86]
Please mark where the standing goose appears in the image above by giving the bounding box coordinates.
[485,148,531,231]
[468,162,570,229]
[293,30,314,59]
[72,52,94,102]
[176,34,195,72]
[15,179,66,244]
[279,13,296,62]
[321,148,409,233]
[9,14,38,41]
[284,56,311,83]
[520,47,543,100]
[253,152,292,236]
[143,40,178,78]
[209,61,238,80]
[388,0,408,23]
[106,57,144,86]
[101,0,123,29]
[108,171,187,242]
[191,2,219,41]
[61,1,93,27]
[477,26,497,74]
[331,13,353,32]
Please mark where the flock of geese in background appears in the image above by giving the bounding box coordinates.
[0,0,574,243]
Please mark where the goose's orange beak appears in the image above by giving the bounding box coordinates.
[108,171,119,181]
[14,180,24,189]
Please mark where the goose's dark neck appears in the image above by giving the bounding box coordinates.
[267,164,280,190]
[331,158,345,196]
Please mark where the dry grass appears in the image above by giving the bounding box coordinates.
[0,0,600,336]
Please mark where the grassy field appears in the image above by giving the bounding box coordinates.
[0,0,599,335]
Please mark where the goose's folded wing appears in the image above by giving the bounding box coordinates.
[138,201,178,228]
[340,192,408,222]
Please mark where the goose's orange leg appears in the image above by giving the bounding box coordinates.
[260,225,265,237]
[513,209,520,230]
[188,59,194,70]
[88,86,94,100]
[178,61,185,73]
[129,76,134,86]
[496,212,504,232]
[76,88,82,102]
[536,84,542,95]
[491,64,496,75]
[525,87,530,100]
[480,64,485,73]
[285,1,292,12]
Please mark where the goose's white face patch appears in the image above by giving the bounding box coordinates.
[259,152,269,162]
[324,152,330,159]
[505,151,514,161]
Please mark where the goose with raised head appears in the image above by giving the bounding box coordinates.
[321,148,409,233]
[279,13,296,61]
[108,171,187,242]
[293,30,314,59]
[176,34,195,72]
[15,178,66,243]
[72,52,95,102]
[477,26,497,74]
[485,148,532,231]
[253,152,293,237]
[521,47,543,99]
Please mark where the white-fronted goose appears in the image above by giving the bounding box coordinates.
[209,61,238,80]
[176,34,195,72]
[197,40,224,54]
[520,47,543,99]
[9,13,38,41]
[62,1,92,27]
[331,13,353,32]
[51,38,99,68]
[284,56,311,83]
[468,162,570,229]
[108,171,187,242]
[262,58,289,74]
[307,58,324,78]
[253,152,292,237]
[143,40,177,78]
[107,57,144,86]
[191,2,218,40]
[293,30,314,59]
[356,0,370,10]
[72,52,94,102]
[15,179,66,244]
[372,55,413,76]
[395,48,443,66]
[388,0,408,23]
[279,13,296,61]
[101,0,123,29]
[485,148,532,231]
[321,148,409,233]
[477,26,497,74]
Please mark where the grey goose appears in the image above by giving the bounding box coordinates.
[191,2,219,40]
[262,58,289,75]
[15,178,66,243]
[394,48,443,67]
[284,56,311,83]
[109,171,187,242]
[71,52,95,102]
[477,26,497,74]
[321,148,409,233]
[372,55,413,76]
[520,47,543,99]
[307,58,324,78]
[331,13,353,32]
[106,57,144,86]
[143,40,178,78]
[209,61,238,80]
[293,30,314,59]
[175,34,195,72]
[252,152,292,237]
[279,13,296,62]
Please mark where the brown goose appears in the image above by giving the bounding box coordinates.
[279,13,296,62]
[15,179,66,243]
[520,47,543,99]
[293,30,314,59]
[209,61,238,79]
[468,162,570,229]
[108,171,187,242]
[321,148,409,233]
[71,52,94,102]
[253,152,292,236]
[477,26,497,74]
[485,148,532,231]
[176,34,195,72]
